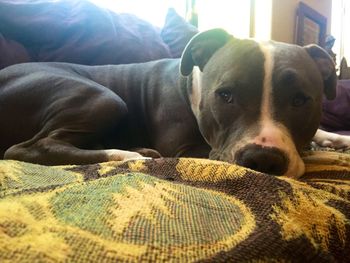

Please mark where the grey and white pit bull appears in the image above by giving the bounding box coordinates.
[0,29,349,178]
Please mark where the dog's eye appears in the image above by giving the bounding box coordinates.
[292,93,310,107]
[216,89,233,103]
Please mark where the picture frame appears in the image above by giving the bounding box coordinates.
[295,2,327,47]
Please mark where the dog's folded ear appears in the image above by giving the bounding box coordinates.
[304,44,337,100]
[180,28,231,76]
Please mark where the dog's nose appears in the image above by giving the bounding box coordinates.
[235,144,288,175]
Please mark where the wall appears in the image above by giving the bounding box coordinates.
[270,0,332,43]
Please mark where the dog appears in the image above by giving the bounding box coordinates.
[0,29,349,178]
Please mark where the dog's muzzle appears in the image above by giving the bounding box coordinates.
[234,144,289,176]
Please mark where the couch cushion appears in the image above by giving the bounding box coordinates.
[0,33,31,69]
[161,8,198,58]
[321,79,350,134]
[0,0,172,68]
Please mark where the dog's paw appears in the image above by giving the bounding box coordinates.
[313,129,350,149]
[316,137,350,149]
[132,148,162,158]
[105,149,151,161]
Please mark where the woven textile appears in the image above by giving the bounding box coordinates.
[0,151,350,262]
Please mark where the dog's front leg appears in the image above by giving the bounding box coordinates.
[4,135,150,165]
[3,90,152,165]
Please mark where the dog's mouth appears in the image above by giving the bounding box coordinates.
[210,143,305,178]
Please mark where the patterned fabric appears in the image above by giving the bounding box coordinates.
[0,151,350,262]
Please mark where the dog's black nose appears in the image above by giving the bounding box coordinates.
[235,144,289,176]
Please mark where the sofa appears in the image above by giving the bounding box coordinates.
[0,1,349,262]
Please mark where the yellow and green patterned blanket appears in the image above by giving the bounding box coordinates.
[1,150,350,262]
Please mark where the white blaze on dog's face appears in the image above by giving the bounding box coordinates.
[181,29,336,178]
[248,43,305,177]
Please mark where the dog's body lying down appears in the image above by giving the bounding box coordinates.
[0,29,349,178]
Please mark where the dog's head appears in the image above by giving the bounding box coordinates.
[180,29,337,178]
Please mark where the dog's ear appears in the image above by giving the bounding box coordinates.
[304,44,337,100]
[180,28,231,76]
